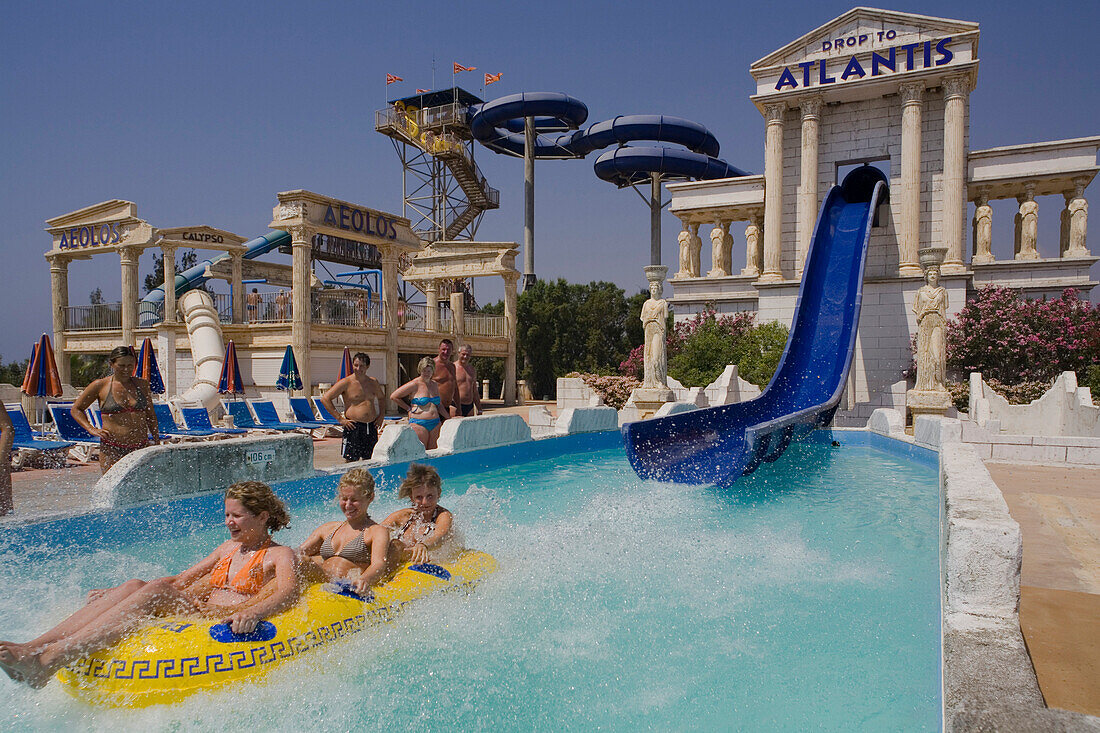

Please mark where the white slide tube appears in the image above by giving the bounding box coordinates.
[176,290,225,408]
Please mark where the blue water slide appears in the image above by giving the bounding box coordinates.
[468,92,747,182]
[621,166,890,487]
[141,230,291,318]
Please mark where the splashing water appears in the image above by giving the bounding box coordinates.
[0,439,941,730]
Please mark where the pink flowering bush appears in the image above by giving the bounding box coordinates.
[565,372,640,409]
[946,287,1100,385]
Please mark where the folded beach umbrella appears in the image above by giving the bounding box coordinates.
[21,334,63,398]
[337,346,353,381]
[276,345,303,392]
[217,340,245,396]
[135,337,165,394]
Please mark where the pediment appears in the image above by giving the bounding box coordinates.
[155,225,247,247]
[45,200,140,230]
[751,7,978,71]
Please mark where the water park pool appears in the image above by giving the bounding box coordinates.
[0,431,941,730]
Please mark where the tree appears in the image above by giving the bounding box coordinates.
[89,287,104,305]
[0,355,29,386]
[144,250,201,295]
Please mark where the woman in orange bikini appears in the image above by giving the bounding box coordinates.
[0,481,298,689]
[298,468,391,595]
[71,345,161,473]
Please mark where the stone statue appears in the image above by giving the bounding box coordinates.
[742,218,761,276]
[1018,195,1039,259]
[641,276,669,389]
[708,223,731,277]
[913,264,948,392]
[675,228,692,278]
[1068,194,1088,256]
[973,200,993,263]
[688,224,702,277]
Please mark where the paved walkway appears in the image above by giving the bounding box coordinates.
[985,462,1100,718]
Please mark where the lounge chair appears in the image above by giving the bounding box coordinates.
[47,403,100,463]
[153,403,221,440]
[179,405,247,435]
[251,400,326,431]
[311,397,342,423]
[6,403,74,468]
[220,401,287,433]
[290,397,339,426]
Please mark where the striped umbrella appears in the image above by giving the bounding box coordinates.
[217,340,245,396]
[21,334,63,398]
[276,345,303,392]
[337,347,353,381]
[135,337,165,394]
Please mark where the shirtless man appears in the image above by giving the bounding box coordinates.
[247,289,261,323]
[321,352,386,462]
[432,339,458,420]
[454,345,482,417]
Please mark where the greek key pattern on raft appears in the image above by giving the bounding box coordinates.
[66,580,477,681]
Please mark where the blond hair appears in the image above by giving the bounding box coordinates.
[416,356,434,374]
[398,463,442,500]
[338,467,375,500]
[224,481,291,532]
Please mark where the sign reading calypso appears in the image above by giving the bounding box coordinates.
[774,34,955,91]
[321,205,397,240]
[181,231,225,244]
[57,221,124,249]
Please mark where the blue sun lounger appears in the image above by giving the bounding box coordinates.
[252,400,326,431]
[6,403,74,453]
[290,397,339,426]
[47,403,101,463]
[153,403,221,439]
[311,397,342,423]
[180,406,247,435]
[220,401,289,432]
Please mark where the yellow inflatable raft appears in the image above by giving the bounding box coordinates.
[56,550,497,708]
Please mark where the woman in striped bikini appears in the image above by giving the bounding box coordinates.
[298,468,391,596]
[0,481,298,689]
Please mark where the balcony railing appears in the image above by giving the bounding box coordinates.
[246,291,293,324]
[464,313,507,338]
[312,291,383,328]
[64,303,122,331]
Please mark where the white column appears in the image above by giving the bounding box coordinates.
[760,103,786,283]
[1067,176,1090,257]
[1016,184,1039,260]
[47,254,70,384]
[120,246,140,348]
[972,192,994,264]
[425,281,440,331]
[289,226,313,393]
[941,74,971,273]
[381,251,400,410]
[742,211,763,277]
[162,245,177,323]
[797,96,823,278]
[449,291,465,337]
[898,82,925,276]
[503,273,519,405]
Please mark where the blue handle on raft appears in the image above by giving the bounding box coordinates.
[208,621,278,643]
[324,578,375,603]
[409,563,451,581]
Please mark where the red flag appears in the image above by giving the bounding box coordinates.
[484,72,503,85]
[453,62,476,73]
[386,73,403,85]
[416,88,430,93]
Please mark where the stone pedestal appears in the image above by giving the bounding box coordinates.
[632,387,675,420]
[906,389,952,421]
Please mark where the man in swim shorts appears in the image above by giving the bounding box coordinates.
[454,344,482,417]
[432,339,458,421]
[321,352,386,462]
[247,288,260,323]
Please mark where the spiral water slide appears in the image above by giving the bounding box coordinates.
[467,92,747,183]
[141,230,290,407]
[622,167,890,487]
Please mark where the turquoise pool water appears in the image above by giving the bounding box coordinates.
[0,432,941,731]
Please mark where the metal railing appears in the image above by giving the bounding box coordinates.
[311,291,382,328]
[463,313,507,338]
[64,303,122,331]
[246,291,293,324]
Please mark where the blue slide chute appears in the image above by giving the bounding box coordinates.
[621,166,889,487]
[468,92,747,183]
[141,230,291,318]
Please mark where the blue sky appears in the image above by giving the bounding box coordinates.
[1,0,1097,361]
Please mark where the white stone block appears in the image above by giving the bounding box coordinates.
[914,416,961,448]
[990,444,1067,463]
[371,424,427,463]
[555,406,619,435]
[654,401,698,418]
[867,408,905,437]
[1066,446,1100,465]
[436,414,532,453]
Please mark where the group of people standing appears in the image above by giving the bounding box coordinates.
[0,462,454,690]
[321,338,483,459]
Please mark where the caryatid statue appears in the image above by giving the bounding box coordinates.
[675,227,692,278]
[641,265,669,389]
[913,251,948,393]
[688,223,702,277]
[709,222,731,277]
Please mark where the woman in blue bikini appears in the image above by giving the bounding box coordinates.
[390,356,443,449]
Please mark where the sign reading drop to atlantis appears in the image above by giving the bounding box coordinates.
[773,33,957,91]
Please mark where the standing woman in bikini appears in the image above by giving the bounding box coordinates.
[390,356,443,450]
[298,468,391,595]
[0,481,298,689]
[71,345,160,473]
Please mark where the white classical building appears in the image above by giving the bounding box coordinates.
[667,7,1098,425]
